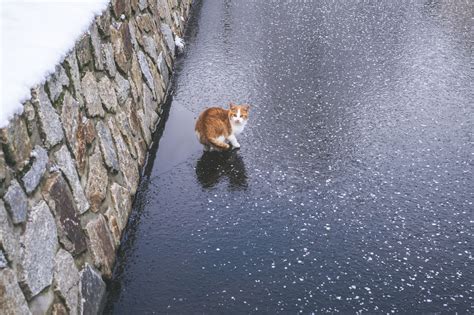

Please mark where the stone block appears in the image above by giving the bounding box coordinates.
[137,50,155,96]
[53,249,80,314]
[85,147,108,212]
[0,269,31,314]
[60,91,89,175]
[114,71,131,105]
[28,286,54,315]
[102,43,116,79]
[3,179,28,224]
[76,34,93,70]
[96,7,111,37]
[90,23,104,71]
[47,64,69,103]
[19,200,57,299]
[54,146,90,214]
[79,264,106,315]
[64,52,84,105]
[22,145,48,194]
[0,251,6,269]
[142,34,160,65]
[96,121,120,173]
[52,303,68,315]
[138,0,148,11]
[0,201,20,268]
[33,86,65,148]
[85,214,115,277]
[98,76,119,112]
[112,0,131,19]
[81,72,105,118]
[110,24,131,74]
[107,118,139,195]
[43,173,87,255]
[161,23,175,56]
[0,150,6,182]
[105,182,132,244]
[0,116,32,170]
[136,13,156,34]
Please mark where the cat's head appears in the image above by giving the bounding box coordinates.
[228,102,250,124]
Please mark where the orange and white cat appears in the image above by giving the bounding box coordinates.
[195,102,250,151]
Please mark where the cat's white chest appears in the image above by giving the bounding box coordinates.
[231,121,246,135]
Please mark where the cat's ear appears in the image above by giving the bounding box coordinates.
[229,102,237,109]
[243,104,250,111]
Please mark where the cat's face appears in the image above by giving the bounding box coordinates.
[229,103,250,125]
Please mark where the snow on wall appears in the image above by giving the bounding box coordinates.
[0,0,109,128]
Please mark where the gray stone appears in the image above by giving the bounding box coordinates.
[149,59,166,103]
[85,147,108,212]
[138,0,148,11]
[79,264,106,315]
[52,303,68,315]
[76,34,93,70]
[161,23,175,55]
[0,151,6,182]
[110,23,132,74]
[107,118,139,195]
[81,72,105,117]
[60,91,80,154]
[130,52,143,101]
[157,0,173,26]
[128,20,140,51]
[0,251,6,268]
[137,109,152,146]
[47,64,69,103]
[19,200,57,299]
[85,215,115,277]
[43,173,87,255]
[115,109,138,159]
[114,71,130,105]
[54,146,90,214]
[102,43,117,77]
[22,145,48,194]
[3,179,28,224]
[98,76,118,112]
[112,0,131,19]
[0,201,20,268]
[34,85,65,148]
[0,115,32,171]
[64,53,84,105]
[157,51,170,88]
[61,94,90,176]
[53,249,80,314]
[135,13,156,34]
[28,286,54,315]
[105,183,132,245]
[96,121,119,173]
[96,8,111,37]
[142,83,159,129]
[137,50,155,95]
[143,34,160,64]
[90,23,104,71]
[0,269,31,314]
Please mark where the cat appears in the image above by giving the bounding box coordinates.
[195,102,250,151]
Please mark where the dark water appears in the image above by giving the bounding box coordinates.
[105,0,473,313]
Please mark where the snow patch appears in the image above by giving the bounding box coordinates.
[0,0,109,128]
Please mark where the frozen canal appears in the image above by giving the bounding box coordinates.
[105,0,473,313]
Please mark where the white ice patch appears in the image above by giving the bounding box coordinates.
[0,0,109,128]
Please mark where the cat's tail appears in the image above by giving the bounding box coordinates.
[209,137,230,151]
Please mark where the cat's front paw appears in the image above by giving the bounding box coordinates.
[232,142,241,149]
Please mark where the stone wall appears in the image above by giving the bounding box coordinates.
[0,0,192,313]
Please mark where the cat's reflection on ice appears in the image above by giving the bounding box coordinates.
[195,150,248,190]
